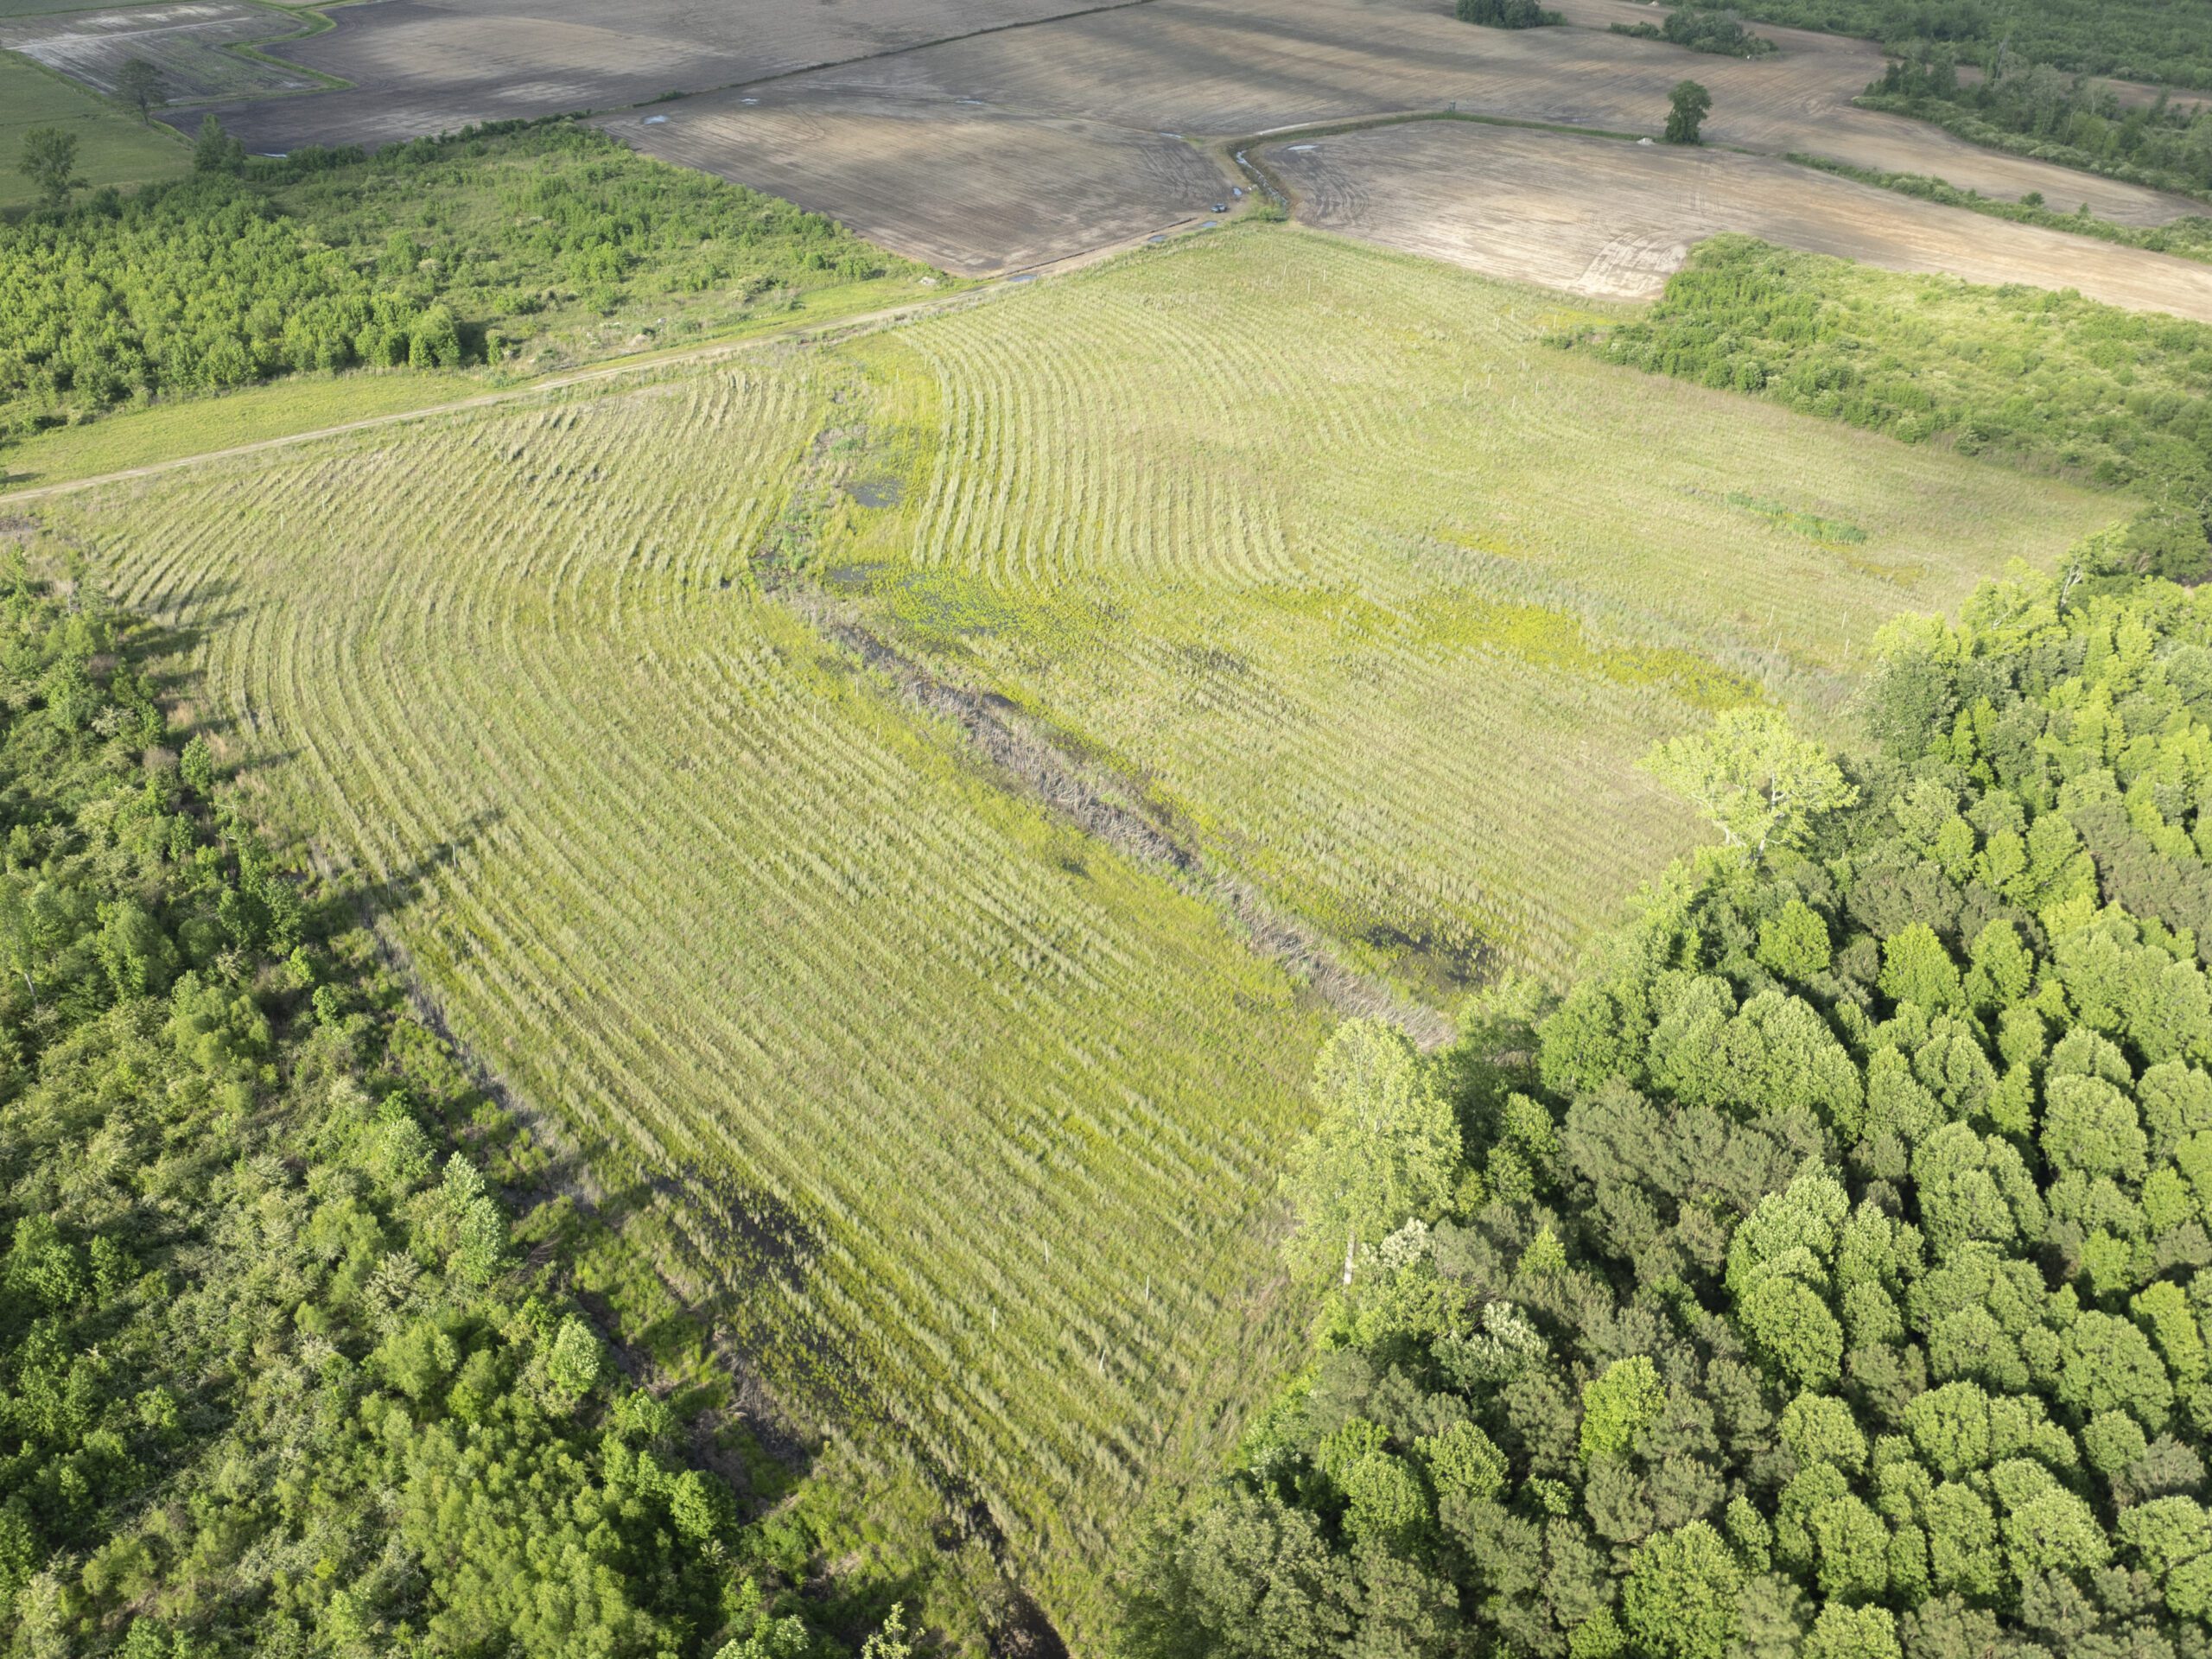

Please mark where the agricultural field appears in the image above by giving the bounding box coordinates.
[0,1,321,105]
[36,343,1329,1648]
[1264,119,2212,320]
[22,228,2123,1643]
[823,228,2116,980]
[601,90,1224,276]
[182,0,1143,152]
[104,0,2199,287]
[597,0,2202,278]
[0,46,188,208]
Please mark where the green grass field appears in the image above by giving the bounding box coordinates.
[829,229,2120,986]
[0,50,189,211]
[30,224,2125,1644]
[40,351,1328,1646]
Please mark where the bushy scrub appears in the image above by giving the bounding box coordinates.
[1568,236,2212,577]
[1862,50,2212,203]
[0,119,927,436]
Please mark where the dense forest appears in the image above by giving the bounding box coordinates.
[1127,553,2212,1658]
[1664,0,2212,89]
[1563,236,2212,580]
[0,119,923,437]
[1861,52,2212,201]
[0,555,907,1656]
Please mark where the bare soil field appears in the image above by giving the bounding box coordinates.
[0,0,315,102]
[748,0,2197,222]
[184,0,1141,152]
[587,0,2206,276]
[1265,120,2212,321]
[605,90,1223,275]
[145,0,2209,289]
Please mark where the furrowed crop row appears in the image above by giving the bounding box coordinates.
[62,356,1324,1626]
[840,230,2117,979]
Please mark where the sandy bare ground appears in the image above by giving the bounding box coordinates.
[0,1,315,101]
[181,0,1143,151]
[1266,119,2212,322]
[605,90,1224,275]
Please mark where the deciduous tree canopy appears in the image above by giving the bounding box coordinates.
[1126,563,2212,1657]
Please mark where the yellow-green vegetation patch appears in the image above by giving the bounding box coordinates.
[825,226,2120,982]
[43,356,1327,1648]
[0,368,482,491]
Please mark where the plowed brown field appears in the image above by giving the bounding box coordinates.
[604,89,1224,275]
[594,0,2204,280]
[187,0,1144,150]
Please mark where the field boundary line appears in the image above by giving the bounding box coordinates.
[1222,107,1653,211]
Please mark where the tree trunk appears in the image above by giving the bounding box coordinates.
[1342,1224,1357,1287]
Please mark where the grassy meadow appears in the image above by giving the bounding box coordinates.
[0,51,190,211]
[37,352,1328,1645]
[29,224,2127,1642]
[830,229,2122,985]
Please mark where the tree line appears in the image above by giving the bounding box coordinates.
[1561,235,2212,581]
[1863,50,2212,202]
[1126,550,2212,1658]
[2,118,920,440]
[0,559,910,1656]
[1662,0,2212,89]
[1610,12,1778,59]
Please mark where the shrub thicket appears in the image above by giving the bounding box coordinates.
[1457,0,1564,29]
[0,120,919,436]
[1611,10,1777,57]
[1862,52,2212,203]
[1565,236,2212,578]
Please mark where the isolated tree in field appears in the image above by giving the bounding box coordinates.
[193,112,244,175]
[115,58,165,124]
[1666,79,1713,143]
[1287,1019,1460,1287]
[1644,706,1855,859]
[16,127,79,211]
